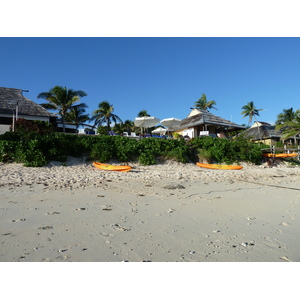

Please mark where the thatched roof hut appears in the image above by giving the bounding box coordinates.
[0,87,56,134]
[0,87,54,118]
[242,121,300,145]
[243,122,281,141]
[169,109,245,138]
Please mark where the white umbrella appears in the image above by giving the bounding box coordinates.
[134,116,160,133]
[160,117,182,129]
[151,127,167,135]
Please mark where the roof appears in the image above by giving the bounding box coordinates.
[0,87,55,117]
[169,109,245,131]
[243,124,282,140]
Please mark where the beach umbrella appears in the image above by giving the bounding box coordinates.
[160,117,182,129]
[134,116,160,133]
[151,127,167,135]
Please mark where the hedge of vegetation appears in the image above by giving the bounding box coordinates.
[0,132,263,167]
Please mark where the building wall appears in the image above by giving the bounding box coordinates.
[0,124,10,134]
[0,114,50,134]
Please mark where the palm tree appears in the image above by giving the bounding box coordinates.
[90,101,122,132]
[275,107,298,125]
[123,119,134,134]
[241,101,263,141]
[276,108,300,143]
[194,93,217,110]
[137,110,150,117]
[65,103,90,130]
[37,86,87,132]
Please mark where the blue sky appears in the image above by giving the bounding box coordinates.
[1,37,300,127]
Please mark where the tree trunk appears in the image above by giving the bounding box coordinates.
[254,117,262,142]
[62,115,66,133]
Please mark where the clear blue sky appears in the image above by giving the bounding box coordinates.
[1,37,300,127]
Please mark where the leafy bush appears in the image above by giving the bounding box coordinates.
[139,151,156,165]
[191,135,262,164]
[113,136,138,162]
[0,140,18,162]
[0,132,264,167]
[90,136,115,162]
[14,118,54,134]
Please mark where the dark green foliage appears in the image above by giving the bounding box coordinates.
[0,132,263,167]
[190,135,262,164]
[90,136,115,162]
[0,140,18,162]
[14,118,54,135]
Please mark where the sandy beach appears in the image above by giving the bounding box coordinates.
[1,158,300,262]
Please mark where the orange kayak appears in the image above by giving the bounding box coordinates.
[196,162,243,170]
[262,153,298,158]
[93,162,132,172]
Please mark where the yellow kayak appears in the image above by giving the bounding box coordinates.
[93,162,132,172]
[262,153,298,158]
[196,162,243,170]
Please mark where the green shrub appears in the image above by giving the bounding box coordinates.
[0,132,264,167]
[113,136,138,162]
[191,136,262,164]
[197,148,213,163]
[139,151,156,165]
[90,136,115,162]
[0,140,17,162]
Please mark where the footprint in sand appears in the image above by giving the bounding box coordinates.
[280,256,292,262]
[280,222,289,226]
[58,248,69,253]
[11,218,26,222]
[38,226,53,230]
[263,236,282,249]
[112,224,130,231]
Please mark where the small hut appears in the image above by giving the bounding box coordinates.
[0,87,57,134]
[169,109,245,138]
[242,121,300,146]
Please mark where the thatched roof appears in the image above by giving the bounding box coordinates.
[243,123,282,140]
[0,87,55,117]
[170,109,245,131]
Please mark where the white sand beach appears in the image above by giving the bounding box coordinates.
[1,158,299,263]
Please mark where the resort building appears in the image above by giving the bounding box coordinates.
[169,108,245,138]
[243,121,300,145]
[0,87,77,134]
[0,87,56,134]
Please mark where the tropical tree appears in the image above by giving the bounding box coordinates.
[241,101,263,126]
[37,86,87,132]
[275,107,298,125]
[65,103,90,130]
[123,119,134,133]
[276,108,300,143]
[194,93,217,110]
[137,110,150,117]
[90,101,122,132]
[241,101,263,141]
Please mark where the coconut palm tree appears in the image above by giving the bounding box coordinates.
[241,101,263,141]
[194,93,217,111]
[241,101,263,126]
[65,103,90,130]
[276,108,300,143]
[37,86,87,132]
[123,119,134,133]
[137,110,150,117]
[275,107,298,125]
[90,101,122,132]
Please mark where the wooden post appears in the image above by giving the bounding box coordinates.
[12,112,15,132]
